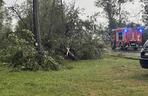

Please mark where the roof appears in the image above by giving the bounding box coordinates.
[112,28,124,32]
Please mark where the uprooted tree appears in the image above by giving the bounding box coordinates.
[14,0,104,60]
[0,0,104,71]
[95,0,133,37]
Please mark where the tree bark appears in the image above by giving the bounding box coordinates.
[33,0,44,63]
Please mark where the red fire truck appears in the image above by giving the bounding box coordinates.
[111,27,144,50]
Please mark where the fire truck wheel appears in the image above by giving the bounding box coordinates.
[120,46,127,51]
[124,47,128,50]
[134,47,138,51]
[120,47,124,50]
[111,42,116,50]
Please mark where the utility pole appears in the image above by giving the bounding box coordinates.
[60,0,64,23]
[118,2,122,27]
[33,0,44,64]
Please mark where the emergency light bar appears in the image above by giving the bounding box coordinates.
[124,28,128,33]
[139,29,143,32]
[137,26,144,33]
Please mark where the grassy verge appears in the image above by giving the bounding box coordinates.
[0,57,148,96]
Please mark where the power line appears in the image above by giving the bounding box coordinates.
[6,0,27,28]
[130,10,144,18]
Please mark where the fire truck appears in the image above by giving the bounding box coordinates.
[111,26,144,50]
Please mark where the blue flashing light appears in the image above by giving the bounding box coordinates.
[139,29,143,33]
[124,28,128,33]
[137,26,144,33]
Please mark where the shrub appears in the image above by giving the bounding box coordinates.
[0,29,59,71]
[75,42,103,60]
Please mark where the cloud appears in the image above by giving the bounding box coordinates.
[4,0,24,7]
[4,0,144,26]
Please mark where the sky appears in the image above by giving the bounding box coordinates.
[4,0,144,26]
[65,0,144,25]
[4,0,23,7]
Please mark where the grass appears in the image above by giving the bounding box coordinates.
[0,56,148,96]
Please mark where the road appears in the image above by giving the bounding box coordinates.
[107,48,141,58]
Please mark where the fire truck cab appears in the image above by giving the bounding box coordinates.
[111,27,143,50]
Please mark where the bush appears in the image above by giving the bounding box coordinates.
[66,37,104,60]
[75,42,103,60]
[0,29,59,71]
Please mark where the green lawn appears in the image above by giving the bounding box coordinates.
[0,56,148,96]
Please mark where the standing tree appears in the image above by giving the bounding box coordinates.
[96,0,116,35]
[0,0,3,32]
[143,0,148,26]
[142,0,148,43]
[95,0,133,35]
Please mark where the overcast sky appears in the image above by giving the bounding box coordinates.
[4,0,144,26]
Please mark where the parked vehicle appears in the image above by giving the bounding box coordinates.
[140,40,148,69]
[142,26,148,45]
[111,26,144,50]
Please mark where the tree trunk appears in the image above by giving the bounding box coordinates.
[33,0,44,64]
